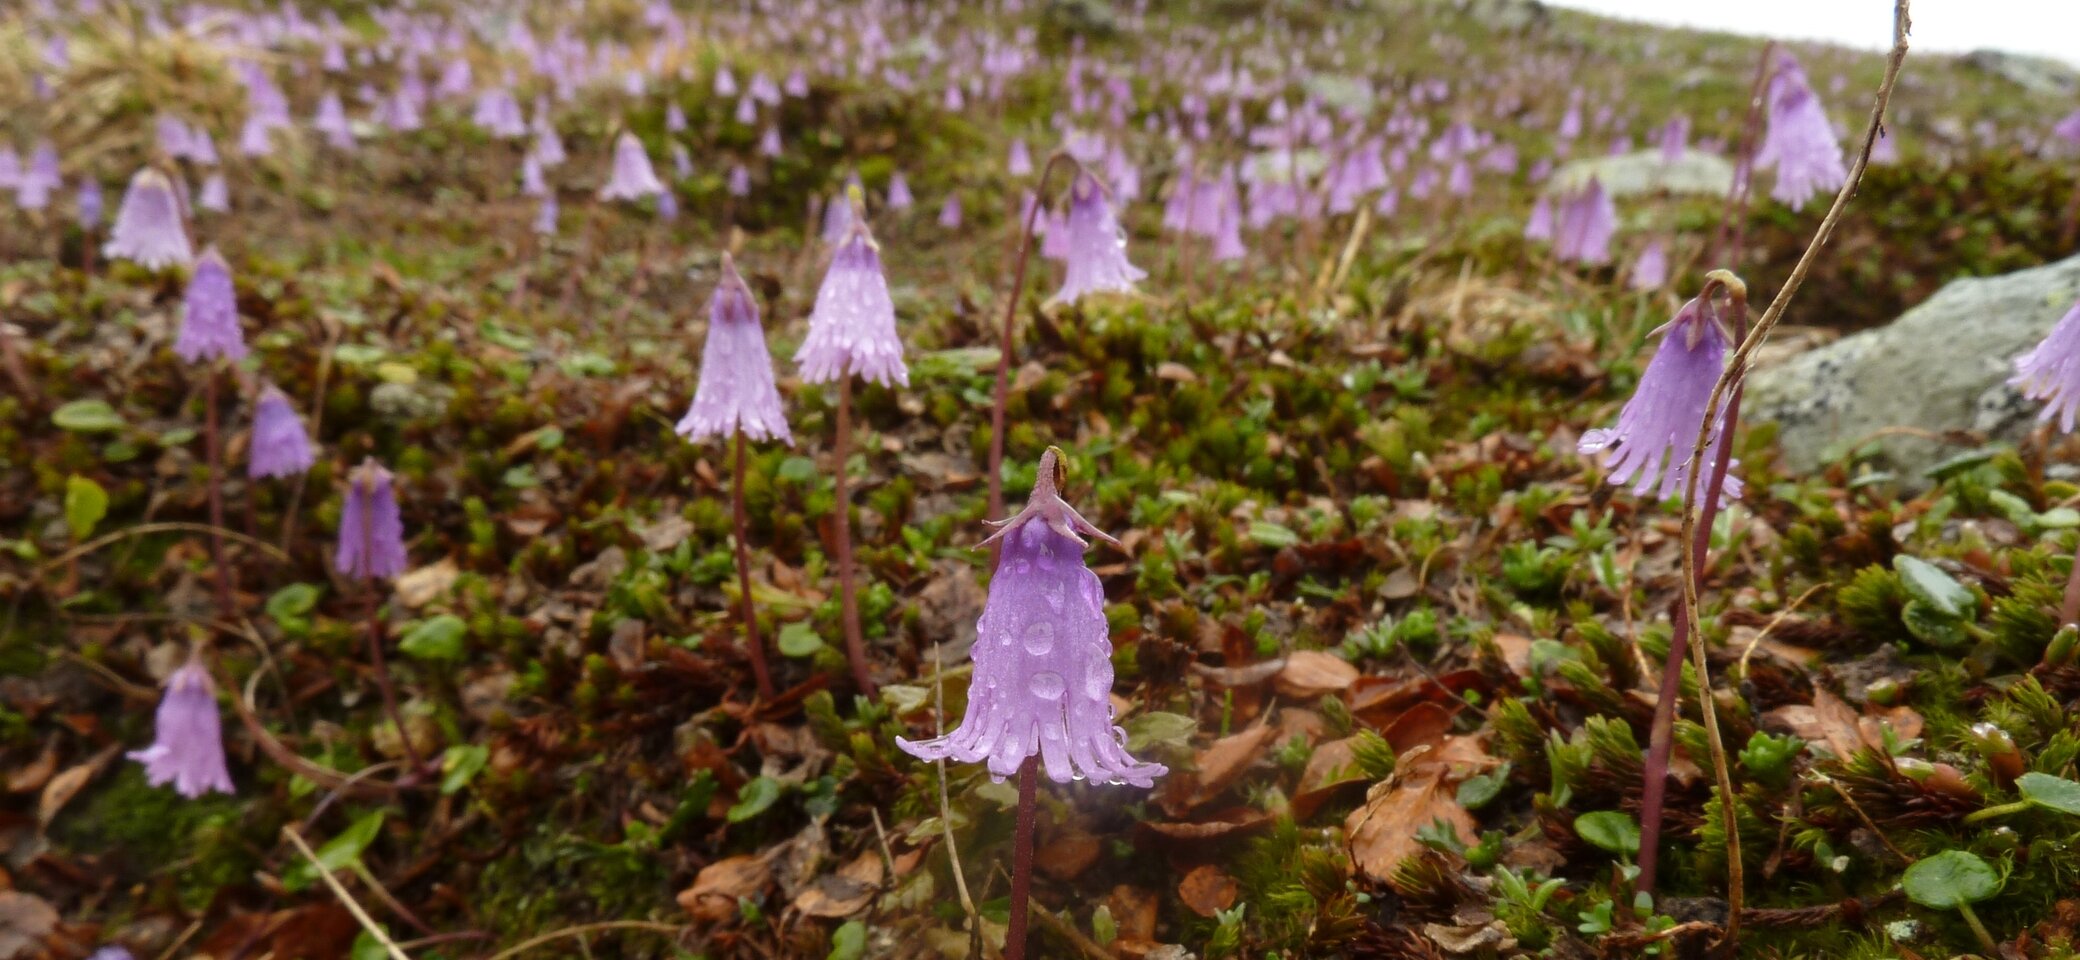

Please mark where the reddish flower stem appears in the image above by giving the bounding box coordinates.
[1636,283,1746,895]
[363,583,424,775]
[733,427,775,699]
[204,365,234,616]
[832,376,874,697]
[987,152,1078,522]
[1710,42,1778,269]
[1005,756,1040,960]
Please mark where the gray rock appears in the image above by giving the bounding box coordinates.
[1456,0,1549,32]
[1547,148,1734,199]
[1746,253,2080,478]
[1962,49,2078,96]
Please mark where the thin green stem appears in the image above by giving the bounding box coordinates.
[1963,800,2030,824]
[1957,902,1998,955]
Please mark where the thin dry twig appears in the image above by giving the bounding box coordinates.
[1735,582,1830,680]
[1673,3,1913,949]
[36,521,290,575]
[281,825,411,960]
[480,921,685,960]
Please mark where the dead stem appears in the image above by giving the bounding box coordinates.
[1672,4,1913,949]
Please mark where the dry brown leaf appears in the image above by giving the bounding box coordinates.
[39,744,118,828]
[792,850,884,918]
[392,558,459,609]
[678,855,773,923]
[1275,650,1359,698]
[1160,721,1274,815]
[1377,701,1456,754]
[1107,885,1159,942]
[0,891,57,960]
[1345,738,1490,882]
[6,741,56,794]
[1034,824,1101,881]
[1190,658,1286,687]
[1423,920,1516,954]
[1177,864,1240,918]
[1155,362,1198,383]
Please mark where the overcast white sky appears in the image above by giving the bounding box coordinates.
[1547,1,2080,66]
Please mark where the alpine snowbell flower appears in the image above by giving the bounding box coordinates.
[2011,298,2080,433]
[248,384,315,479]
[898,449,1166,787]
[937,193,962,228]
[678,254,791,444]
[598,131,664,201]
[1579,296,1742,502]
[1553,177,1615,266]
[129,659,235,798]
[173,247,245,363]
[795,220,908,387]
[1754,53,1847,208]
[1629,238,1669,291]
[336,458,408,581]
[1048,173,1145,306]
[104,168,192,270]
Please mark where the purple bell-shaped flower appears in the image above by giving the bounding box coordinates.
[897,448,1167,787]
[128,658,235,798]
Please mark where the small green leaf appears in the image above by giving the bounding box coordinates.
[1124,711,1198,751]
[727,776,782,823]
[350,929,393,960]
[63,475,108,541]
[777,622,824,657]
[1456,761,1513,810]
[1901,600,1972,649]
[1902,849,2001,908]
[1574,810,1641,857]
[777,456,819,483]
[373,361,418,384]
[52,399,124,433]
[2017,772,2080,815]
[266,583,322,621]
[1247,521,1299,548]
[827,919,866,960]
[398,615,468,661]
[880,684,928,714]
[284,810,385,892]
[1090,904,1117,946]
[1893,556,1975,619]
[441,744,489,795]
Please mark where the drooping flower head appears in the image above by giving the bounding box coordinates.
[886,171,914,210]
[598,130,664,202]
[2011,298,2080,433]
[78,178,103,228]
[1658,114,1689,164]
[678,254,791,444]
[104,167,192,270]
[937,192,962,228]
[1629,237,1670,291]
[1754,53,1847,208]
[794,214,908,387]
[128,658,234,798]
[1553,177,1615,266]
[1524,195,1554,242]
[173,247,245,363]
[1579,295,1743,502]
[197,172,229,212]
[896,448,1168,788]
[1048,172,1145,307]
[248,384,315,479]
[336,457,408,581]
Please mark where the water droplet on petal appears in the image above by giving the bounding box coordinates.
[1029,671,1066,700]
[1023,622,1056,655]
[1085,661,1111,698]
[1044,582,1067,611]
